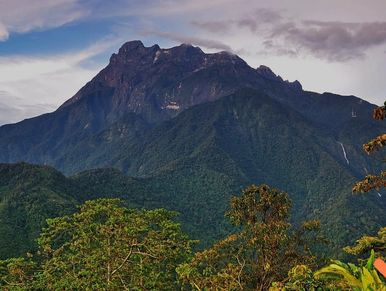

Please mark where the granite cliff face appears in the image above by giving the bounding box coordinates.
[60,40,258,124]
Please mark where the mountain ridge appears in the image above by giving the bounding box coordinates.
[0,40,381,173]
[0,40,385,258]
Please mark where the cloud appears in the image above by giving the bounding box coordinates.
[191,20,231,34]
[0,91,24,125]
[0,0,237,41]
[143,30,233,52]
[268,20,386,61]
[0,90,55,125]
[237,8,283,32]
[0,99,55,126]
[193,8,283,33]
[192,8,386,62]
[0,38,122,125]
[0,0,88,41]
[0,23,9,41]
[133,0,235,16]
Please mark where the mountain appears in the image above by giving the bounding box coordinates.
[1,40,380,174]
[0,41,385,257]
[90,88,386,254]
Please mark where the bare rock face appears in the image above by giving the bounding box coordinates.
[256,65,282,81]
[59,40,274,127]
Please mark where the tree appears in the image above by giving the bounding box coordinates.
[344,227,386,258]
[353,102,386,193]
[0,198,195,290]
[177,184,323,290]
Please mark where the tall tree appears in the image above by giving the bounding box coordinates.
[177,184,323,290]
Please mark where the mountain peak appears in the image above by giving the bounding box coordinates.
[108,40,161,66]
[286,79,302,91]
[180,43,194,47]
[61,41,296,115]
[256,65,281,80]
[171,43,204,55]
[118,40,145,53]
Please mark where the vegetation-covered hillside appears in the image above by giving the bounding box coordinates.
[0,163,78,258]
[0,102,385,289]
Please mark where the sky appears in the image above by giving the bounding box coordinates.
[1,0,386,125]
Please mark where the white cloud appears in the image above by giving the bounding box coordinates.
[0,22,9,41]
[0,0,237,41]
[0,91,53,125]
[136,0,235,16]
[0,39,124,125]
[0,0,88,41]
[143,30,233,51]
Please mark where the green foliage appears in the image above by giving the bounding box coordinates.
[2,91,386,261]
[72,165,240,250]
[0,163,78,259]
[178,185,324,290]
[272,251,386,290]
[0,257,36,290]
[0,198,194,290]
[0,163,238,260]
[0,180,384,290]
[314,250,386,290]
[344,227,386,258]
[270,265,324,291]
